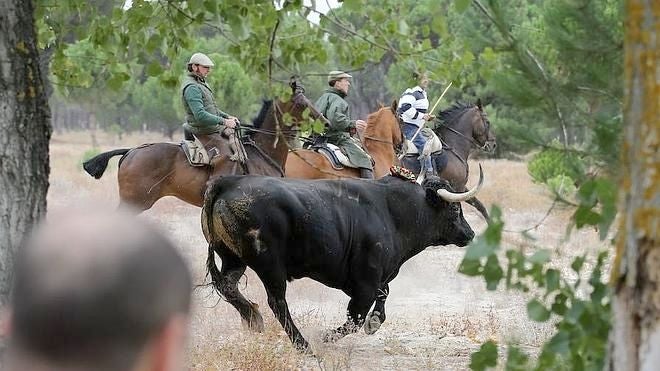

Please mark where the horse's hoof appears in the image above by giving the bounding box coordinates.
[364,311,382,335]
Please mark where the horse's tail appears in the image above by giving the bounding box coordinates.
[83,148,130,179]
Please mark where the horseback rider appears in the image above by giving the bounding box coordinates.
[181,52,244,165]
[315,70,374,179]
[397,72,436,177]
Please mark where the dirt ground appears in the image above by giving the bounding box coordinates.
[47,131,609,370]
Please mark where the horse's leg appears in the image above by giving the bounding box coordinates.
[260,277,311,352]
[207,243,265,332]
[364,283,389,335]
[466,196,489,221]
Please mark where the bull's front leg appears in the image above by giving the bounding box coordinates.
[322,292,376,343]
[364,283,389,335]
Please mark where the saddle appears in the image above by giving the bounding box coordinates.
[181,130,247,167]
[308,143,353,170]
[402,128,444,157]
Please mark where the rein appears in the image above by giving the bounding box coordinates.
[441,125,487,150]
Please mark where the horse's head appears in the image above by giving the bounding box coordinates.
[364,100,405,154]
[436,99,496,153]
[473,99,496,153]
[275,77,325,127]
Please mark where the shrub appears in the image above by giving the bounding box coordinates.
[528,145,585,185]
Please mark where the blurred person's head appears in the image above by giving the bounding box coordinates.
[5,209,192,371]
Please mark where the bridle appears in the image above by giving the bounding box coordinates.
[437,107,492,151]
[240,90,310,140]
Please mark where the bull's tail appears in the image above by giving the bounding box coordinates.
[202,177,232,296]
[205,243,224,296]
[83,148,130,179]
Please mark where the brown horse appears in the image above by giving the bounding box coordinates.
[400,100,496,219]
[83,83,319,211]
[284,100,404,179]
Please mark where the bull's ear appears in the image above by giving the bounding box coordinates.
[477,98,483,111]
[423,178,450,208]
[425,187,445,208]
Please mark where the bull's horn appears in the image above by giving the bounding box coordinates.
[436,164,484,202]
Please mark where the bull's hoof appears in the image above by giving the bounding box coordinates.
[364,311,382,335]
[321,329,343,343]
[241,313,264,332]
[295,340,313,355]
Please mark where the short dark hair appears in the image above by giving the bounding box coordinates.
[9,211,192,371]
[328,80,337,87]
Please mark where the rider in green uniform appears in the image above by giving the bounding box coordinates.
[315,71,374,179]
[181,53,241,163]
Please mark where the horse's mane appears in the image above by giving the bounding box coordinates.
[252,99,273,129]
[438,101,475,127]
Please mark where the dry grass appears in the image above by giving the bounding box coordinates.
[46,131,611,370]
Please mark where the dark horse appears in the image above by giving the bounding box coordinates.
[399,99,496,220]
[83,82,319,211]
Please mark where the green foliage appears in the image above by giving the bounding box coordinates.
[527,144,586,185]
[546,174,578,199]
[463,204,612,370]
[572,178,618,240]
[469,340,498,371]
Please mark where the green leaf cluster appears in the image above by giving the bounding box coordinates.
[527,145,586,185]
[462,205,612,370]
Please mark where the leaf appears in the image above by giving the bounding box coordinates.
[571,256,585,273]
[398,19,409,35]
[551,293,568,315]
[145,62,163,77]
[459,258,482,276]
[454,0,472,13]
[484,255,503,290]
[546,330,570,355]
[545,268,560,293]
[528,249,551,264]
[505,346,530,371]
[574,206,601,228]
[146,34,162,53]
[464,239,493,260]
[469,340,498,371]
[565,301,585,324]
[341,0,362,12]
[527,299,551,322]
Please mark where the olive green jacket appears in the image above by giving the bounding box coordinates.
[315,88,355,140]
[181,73,230,135]
[314,88,372,169]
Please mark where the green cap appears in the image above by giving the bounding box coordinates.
[327,70,352,83]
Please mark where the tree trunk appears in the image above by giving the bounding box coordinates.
[608,1,659,370]
[0,0,51,361]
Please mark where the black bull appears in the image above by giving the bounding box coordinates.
[202,167,484,352]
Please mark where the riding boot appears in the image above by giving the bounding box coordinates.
[420,155,434,177]
[360,168,374,179]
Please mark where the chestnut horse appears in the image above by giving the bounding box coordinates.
[285,100,403,179]
[400,100,496,219]
[83,83,319,211]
